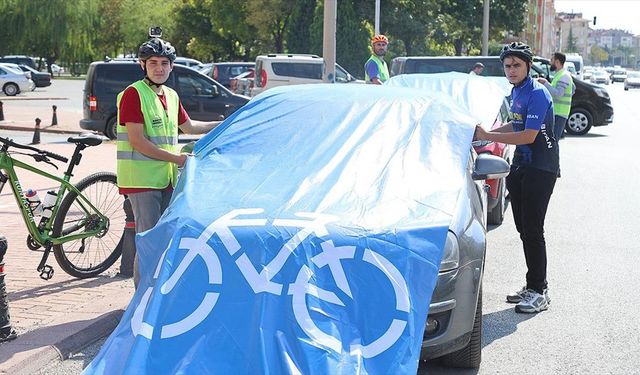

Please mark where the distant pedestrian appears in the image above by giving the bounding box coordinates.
[364,34,390,84]
[537,52,575,142]
[474,42,558,314]
[116,29,223,286]
[469,62,484,75]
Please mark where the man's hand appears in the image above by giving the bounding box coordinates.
[474,125,488,141]
[537,77,549,85]
[176,153,188,168]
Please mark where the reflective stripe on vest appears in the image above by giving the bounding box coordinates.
[364,55,389,83]
[116,80,180,189]
[551,69,573,118]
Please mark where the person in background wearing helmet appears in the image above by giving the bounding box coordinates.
[364,34,390,84]
[469,62,484,75]
[474,42,558,314]
[116,29,222,285]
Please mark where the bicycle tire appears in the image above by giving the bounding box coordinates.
[52,172,125,278]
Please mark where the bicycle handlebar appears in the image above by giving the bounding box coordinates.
[0,136,69,163]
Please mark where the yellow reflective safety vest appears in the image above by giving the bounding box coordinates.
[364,55,389,83]
[550,69,574,118]
[116,80,179,189]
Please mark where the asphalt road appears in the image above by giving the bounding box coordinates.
[36,81,640,375]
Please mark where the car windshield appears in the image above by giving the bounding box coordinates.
[594,71,606,77]
[628,72,640,78]
[614,70,626,75]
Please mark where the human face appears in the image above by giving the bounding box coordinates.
[141,56,173,84]
[373,42,388,57]
[503,56,529,85]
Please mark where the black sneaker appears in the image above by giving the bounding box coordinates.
[515,289,549,313]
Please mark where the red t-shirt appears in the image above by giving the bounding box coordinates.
[118,86,189,195]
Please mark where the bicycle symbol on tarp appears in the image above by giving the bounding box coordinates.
[131,208,411,358]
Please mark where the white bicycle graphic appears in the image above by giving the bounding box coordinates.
[131,208,411,358]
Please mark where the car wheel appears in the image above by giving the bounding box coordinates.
[3,83,19,96]
[566,108,593,136]
[105,117,117,140]
[487,179,505,225]
[440,286,482,368]
[625,87,629,91]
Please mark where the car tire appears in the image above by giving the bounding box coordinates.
[566,108,593,136]
[3,83,19,96]
[105,117,117,140]
[440,286,482,368]
[487,179,505,225]
[625,87,629,91]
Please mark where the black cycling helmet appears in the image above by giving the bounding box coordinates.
[499,42,533,63]
[138,38,176,62]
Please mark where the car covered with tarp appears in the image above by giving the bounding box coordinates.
[386,72,512,225]
[85,83,509,374]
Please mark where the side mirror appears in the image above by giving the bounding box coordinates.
[472,153,510,180]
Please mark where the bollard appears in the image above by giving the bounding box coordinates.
[30,118,41,145]
[118,197,136,278]
[51,105,58,126]
[0,101,4,122]
[0,235,17,343]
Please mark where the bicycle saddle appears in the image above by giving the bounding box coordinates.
[67,134,104,147]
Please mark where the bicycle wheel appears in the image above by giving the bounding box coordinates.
[52,172,125,278]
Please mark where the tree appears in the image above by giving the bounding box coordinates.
[566,26,578,53]
[287,0,318,54]
[590,45,608,65]
[245,0,295,53]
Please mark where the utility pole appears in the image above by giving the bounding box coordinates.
[482,0,490,55]
[375,0,380,35]
[322,0,337,83]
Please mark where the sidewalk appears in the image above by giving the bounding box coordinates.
[0,137,134,374]
[0,96,86,135]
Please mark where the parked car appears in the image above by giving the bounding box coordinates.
[207,62,255,89]
[582,67,594,80]
[386,72,513,225]
[229,68,254,95]
[87,84,510,372]
[564,61,577,77]
[79,60,250,139]
[18,64,51,88]
[0,64,32,96]
[0,55,37,70]
[251,54,362,96]
[611,69,627,83]
[590,70,610,85]
[174,57,204,69]
[624,71,640,91]
[390,56,614,136]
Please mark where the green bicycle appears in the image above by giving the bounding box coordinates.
[0,134,125,280]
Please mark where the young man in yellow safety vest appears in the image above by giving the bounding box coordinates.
[364,34,390,84]
[116,36,222,286]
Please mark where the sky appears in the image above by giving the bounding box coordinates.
[555,0,640,35]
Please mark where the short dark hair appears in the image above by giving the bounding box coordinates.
[553,52,566,65]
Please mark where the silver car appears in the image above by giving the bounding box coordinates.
[0,64,32,96]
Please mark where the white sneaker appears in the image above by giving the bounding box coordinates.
[515,289,549,313]
[507,286,551,305]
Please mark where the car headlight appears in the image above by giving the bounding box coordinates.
[593,87,609,98]
[440,231,460,272]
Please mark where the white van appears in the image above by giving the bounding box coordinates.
[564,53,583,79]
[250,54,362,96]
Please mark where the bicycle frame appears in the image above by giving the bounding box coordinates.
[0,152,107,247]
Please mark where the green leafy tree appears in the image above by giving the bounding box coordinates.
[287,0,318,54]
[245,0,295,53]
[590,45,608,65]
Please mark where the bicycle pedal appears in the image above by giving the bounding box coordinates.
[39,265,54,280]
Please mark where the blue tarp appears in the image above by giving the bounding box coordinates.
[85,84,478,375]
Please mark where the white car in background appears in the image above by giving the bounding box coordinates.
[624,71,640,91]
[0,63,33,95]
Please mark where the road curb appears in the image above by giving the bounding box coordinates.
[5,309,124,375]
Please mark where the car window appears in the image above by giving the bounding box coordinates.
[229,66,249,77]
[177,71,225,97]
[271,62,322,79]
[0,67,6,75]
[410,59,504,76]
[94,65,144,96]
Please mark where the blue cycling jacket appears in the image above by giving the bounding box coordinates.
[510,77,559,173]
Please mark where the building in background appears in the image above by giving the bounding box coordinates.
[588,29,639,67]
[523,0,557,57]
[555,12,590,59]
